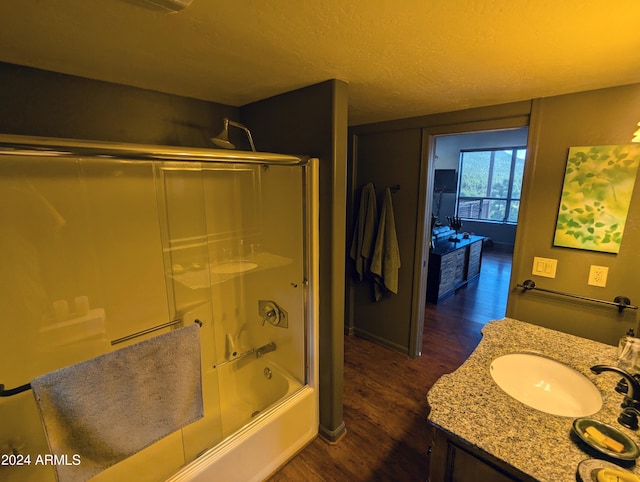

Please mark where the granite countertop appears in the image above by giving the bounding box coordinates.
[427,317,640,481]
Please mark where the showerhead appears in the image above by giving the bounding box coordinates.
[210,117,256,152]
[211,118,235,149]
[211,137,235,149]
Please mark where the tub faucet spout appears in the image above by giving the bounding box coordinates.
[256,342,276,358]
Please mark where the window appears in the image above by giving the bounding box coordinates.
[457,147,526,224]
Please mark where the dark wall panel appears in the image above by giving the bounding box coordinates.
[242,79,349,442]
[0,62,237,147]
[350,128,423,352]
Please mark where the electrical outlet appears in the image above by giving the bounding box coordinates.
[588,265,608,287]
[532,257,557,278]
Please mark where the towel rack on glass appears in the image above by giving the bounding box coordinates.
[110,318,201,345]
[0,319,201,397]
[516,279,638,313]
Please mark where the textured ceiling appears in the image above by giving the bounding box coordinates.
[1,0,640,125]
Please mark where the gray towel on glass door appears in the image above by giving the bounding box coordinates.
[31,323,203,482]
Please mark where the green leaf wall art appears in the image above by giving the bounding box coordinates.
[554,144,640,253]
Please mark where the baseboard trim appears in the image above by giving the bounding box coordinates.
[318,422,347,445]
[352,327,408,355]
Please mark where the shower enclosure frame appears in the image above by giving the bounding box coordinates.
[0,133,320,482]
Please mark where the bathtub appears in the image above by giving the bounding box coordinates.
[217,357,303,438]
[170,268,319,482]
[168,378,317,482]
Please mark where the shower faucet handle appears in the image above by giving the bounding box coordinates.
[263,307,278,326]
[259,300,281,326]
[258,300,288,328]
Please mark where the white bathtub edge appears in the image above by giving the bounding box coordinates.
[167,385,318,482]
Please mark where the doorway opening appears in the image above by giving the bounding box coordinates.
[424,127,529,327]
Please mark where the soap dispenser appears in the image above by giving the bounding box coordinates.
[618,329,635,355]
[615,329,640,397]
[617,328,638,372]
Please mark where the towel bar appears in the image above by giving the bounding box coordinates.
[213,347,256,368]
[0,320,202,397]
[516,279,638,313]
[0,382,31,397]
[111,318,186,345]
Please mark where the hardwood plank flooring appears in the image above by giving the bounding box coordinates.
[268,247,512,482]
[427,246,512,326]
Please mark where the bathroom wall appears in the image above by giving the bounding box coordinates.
[508,84,640,345]
[349,85,640,349]
[0,61,238,147]
[347,101,531,354]
[349,128,423,353]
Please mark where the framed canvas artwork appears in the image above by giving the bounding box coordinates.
[554,144,640,254]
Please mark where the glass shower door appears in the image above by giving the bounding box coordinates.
[159,161,308,460]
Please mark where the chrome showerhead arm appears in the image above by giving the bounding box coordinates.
[210,117,256,152]
[228,119,256,152]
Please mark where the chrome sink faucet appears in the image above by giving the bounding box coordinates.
[591,365,640,410]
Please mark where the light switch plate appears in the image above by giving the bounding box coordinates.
[532,257,557,278]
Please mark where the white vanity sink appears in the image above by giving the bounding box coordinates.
[490,353,602,417]
[211,261,258,274]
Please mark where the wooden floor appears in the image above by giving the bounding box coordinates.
[268,247,513,482]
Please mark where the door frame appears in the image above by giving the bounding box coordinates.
[410,116,530,357]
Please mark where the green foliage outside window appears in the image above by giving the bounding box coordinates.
[457,148,526,223]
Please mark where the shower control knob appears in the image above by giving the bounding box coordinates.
[259,301,281,326]
[258,300,288,328]
[264,307,279,325]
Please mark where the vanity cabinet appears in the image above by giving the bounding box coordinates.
[426,235,484,303]
[426,318,640,481]
[427,424,535,482]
